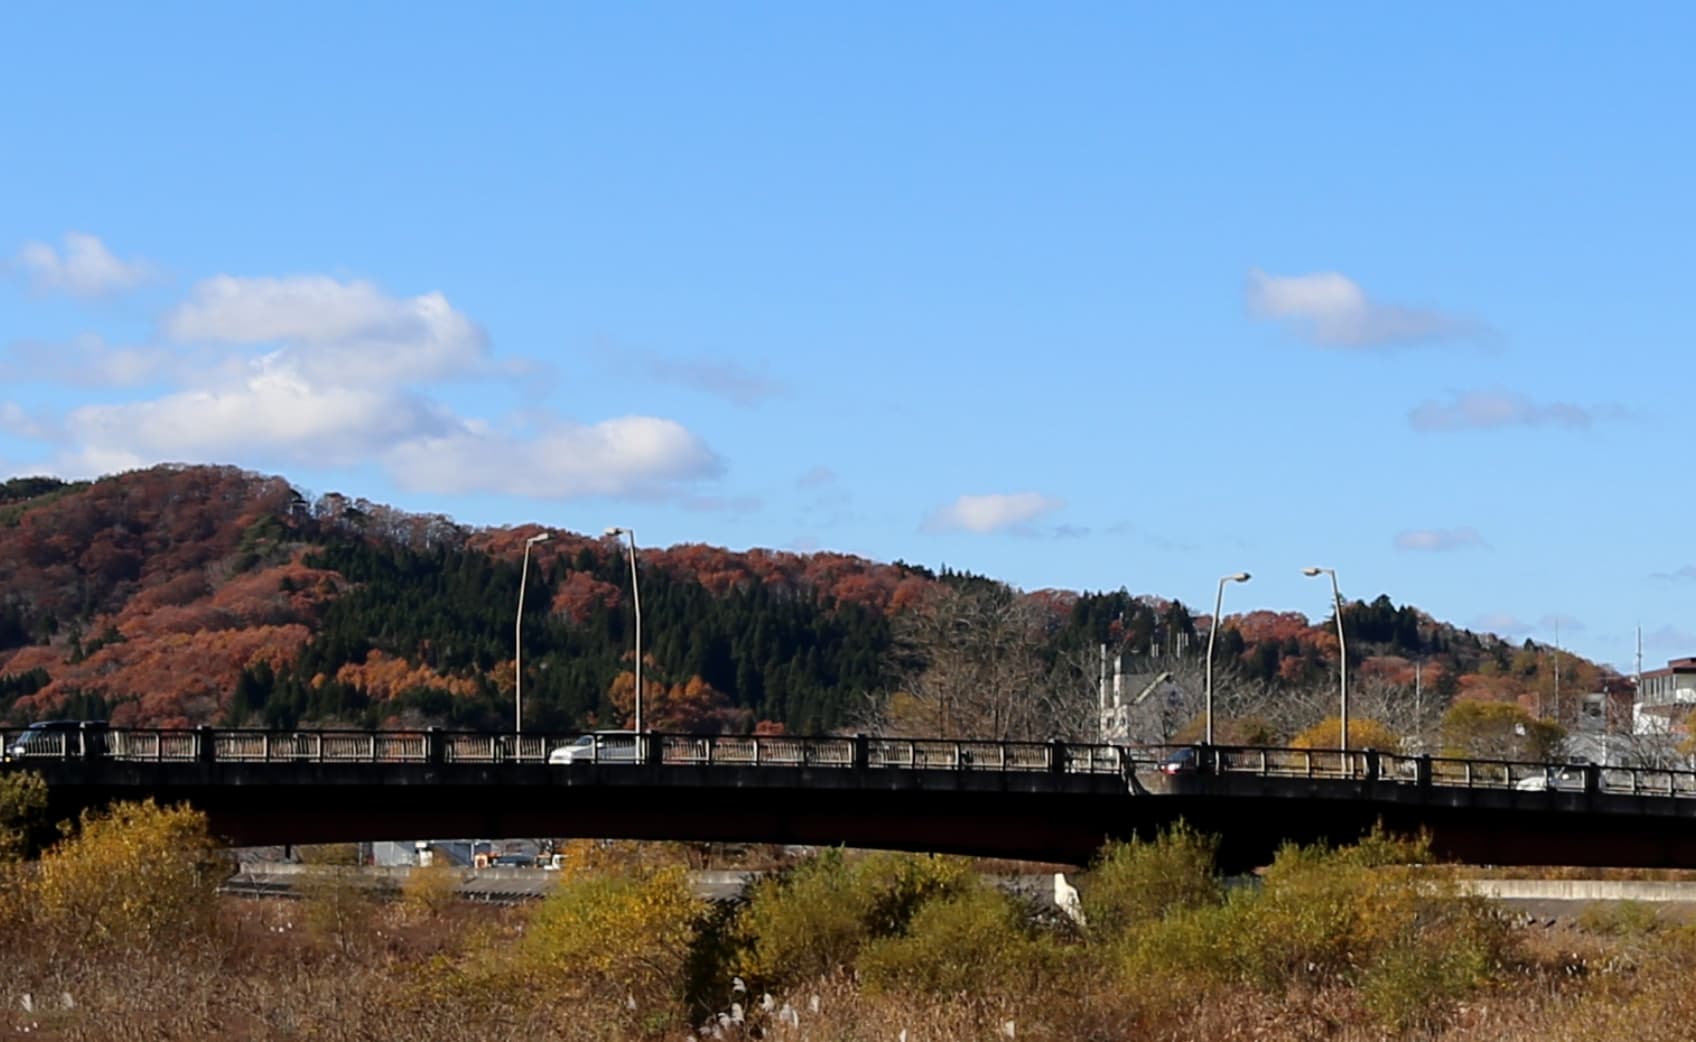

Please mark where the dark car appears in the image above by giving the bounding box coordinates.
[1159,746,1208,774]
[4,719,108,761]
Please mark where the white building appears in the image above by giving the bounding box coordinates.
[1634,657,1696,734]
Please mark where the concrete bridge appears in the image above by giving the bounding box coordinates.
[9,728,1696,869]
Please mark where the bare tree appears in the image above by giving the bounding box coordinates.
[879,583,1079,741]
[1339,673,1427,745]
[1046,644,1115,741]
[1105,648,1320,745]
[1611,730,1689,770]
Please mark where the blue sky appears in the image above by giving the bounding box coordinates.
[1,3,1691,672]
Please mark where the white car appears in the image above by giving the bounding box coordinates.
[1514,764,1586,791]
[547,731,639,765]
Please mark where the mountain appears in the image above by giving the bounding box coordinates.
[0,465,1618,736]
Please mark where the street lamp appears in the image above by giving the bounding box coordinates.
[1204,572,1251,746]
[605,526,643,742]
[1303,567,1347,749]
[515,532,550,734]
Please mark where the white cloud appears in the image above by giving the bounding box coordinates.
[60,354,454,471]
[923,492,1064,534]
[1407,390,1619,432]
[165,275,488,384]
[15,232,152,297]
[0,402,52,440]
[1471,612,1582,641]
[1393,527,1487,552]
[1650,565,1696,583]
[385,416,722,499]
[1246,268,1476,348]
[13,266,725,503]
[1473,612,1533,637]
[1,333,179,388]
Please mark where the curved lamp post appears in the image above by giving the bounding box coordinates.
[1204,572,1251,745]
[515,532,550,734]
[1303,566,1347,749]
[605,526,643,743]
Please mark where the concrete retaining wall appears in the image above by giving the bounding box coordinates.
[1457,879,1696,903]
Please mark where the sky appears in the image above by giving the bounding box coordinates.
[1,3,1691,673]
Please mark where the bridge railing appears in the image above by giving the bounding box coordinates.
[1,729,98,760]
[110,730,199,762]
[1600,766,1696,798]
[677,735,855,767]
[210,731,433,763]
[1137,743,1696,798]
[11,729,1696,798]
[3,727,1126,776]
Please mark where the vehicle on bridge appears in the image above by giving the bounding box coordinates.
[547,731,639,765]
[4,719,107,762]
[1514,763,1588,792]
[1158,746,1233,775]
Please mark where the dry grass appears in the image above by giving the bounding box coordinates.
[5,896,1696,1042]
[12,817,1696,1042]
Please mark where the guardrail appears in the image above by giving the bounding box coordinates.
[3,728,1691,798]
[0,727,1127,775]
[1150,743,1685,799]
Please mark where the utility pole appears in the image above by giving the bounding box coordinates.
[1097,643,1108,741]
[1636,625,1644,686]
[1414,658,1422,748]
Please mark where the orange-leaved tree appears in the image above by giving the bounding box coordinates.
[1292,716,1402,751]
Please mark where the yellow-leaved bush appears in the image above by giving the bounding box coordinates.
[0,771,48,862]
[1113,826,1514,1034]
[521,863,705,1015]
[29,799,228,958]
[731,849,973,990]
[858,883,1065,997]
[1080,822,1222,944]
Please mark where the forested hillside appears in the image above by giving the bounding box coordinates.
[0,465,1619,740]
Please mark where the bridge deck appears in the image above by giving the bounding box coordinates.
[9,729,1696,868]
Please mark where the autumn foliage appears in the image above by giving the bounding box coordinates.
[6,809,1671,1041]
[0,465,1623,745]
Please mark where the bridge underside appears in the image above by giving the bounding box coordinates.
[29,762,1696,870]
[40,761,1146,865]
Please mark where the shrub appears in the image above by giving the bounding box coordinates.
[732,850,973,989]
[519,862,705,1028]
[859,884,1058,997]
[1360,909,1512,1033]
[1578,900,1661,937]
[845,850,974,937]
[399,862,463,920]
[1080,822,1222,943]
[0,770,47,861]
[297,867,382,955]
[28,799,228,959]
[296,842,360,865]
[1113,830,1512,1034]
[732,849,863,986]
